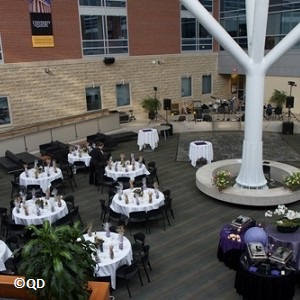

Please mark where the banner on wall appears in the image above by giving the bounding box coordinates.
[28,0,54,47]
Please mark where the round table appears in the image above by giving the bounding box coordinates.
[235,252,295,300]
[110,187,165,217]
[217,224,248,270]
[188,140,213,167]
[68,151,91,167]
[19,167,63,192]
[105,162,150,181]
[152,125,171,141]
[83,231,132,290]
[265,224,300,271]
[0,240,12,271]
[137,128,159,151]
[12,198,68,226]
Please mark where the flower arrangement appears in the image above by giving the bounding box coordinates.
[212,170,234,191]
[265,204,300,228]
[283,171,300,191]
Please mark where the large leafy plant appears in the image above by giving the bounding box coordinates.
[18,221,96,300]
[269,89,287,107]
[141,96,162,112]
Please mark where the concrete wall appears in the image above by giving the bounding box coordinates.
[0,113,119,156]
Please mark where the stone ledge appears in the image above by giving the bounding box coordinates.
[196,159,300,206]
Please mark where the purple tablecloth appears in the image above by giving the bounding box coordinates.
[219,225,247,254]
[265,224,300,271]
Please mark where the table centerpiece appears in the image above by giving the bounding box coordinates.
[265,204,300,233]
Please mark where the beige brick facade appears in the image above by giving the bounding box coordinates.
[0,53,230,135]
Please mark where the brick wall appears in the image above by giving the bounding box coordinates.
[0,1,81,63]
[127,0,181,55]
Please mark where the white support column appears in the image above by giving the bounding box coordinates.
[180,0,300,189]
[235,66,267,188]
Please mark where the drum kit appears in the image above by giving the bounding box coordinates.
[209,96,242,121]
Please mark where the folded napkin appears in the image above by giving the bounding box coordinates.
[194,141,207,145]
[249,266,257,272]
[271,269,281,276]
[142,129,152,132]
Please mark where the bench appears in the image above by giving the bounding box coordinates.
[86,133,118,152]
[39,140,70,163]
[0,150,39,174]
[108,131,138,143]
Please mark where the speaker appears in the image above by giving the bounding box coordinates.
[103,57,115,65]
[163,98,171,110]
[286,96,294,108]
[282,122,294,135]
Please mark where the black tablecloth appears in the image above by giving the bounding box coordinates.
[234,253,296,300]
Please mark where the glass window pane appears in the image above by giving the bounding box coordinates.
[116,83,130,107]
[81,16,103,40]
[202,75,211,94]
[86,87,101,111]
[181,77,192,97]
[79,0,126,7]
[0,96,11,125]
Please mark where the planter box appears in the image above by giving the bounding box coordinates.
[0,275,110,300]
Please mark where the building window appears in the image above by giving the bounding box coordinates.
[202,75,212,94]
[79,0,126,7]
[86,87,102,111]
[181,76,192,97]
[181,0,212,51]
[116,83,130,107]
[220,0,300,50]
[80,1,128,55]
[0,97,11,126]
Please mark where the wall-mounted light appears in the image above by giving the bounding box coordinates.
[152,60,164,65]
[45,68,53,75]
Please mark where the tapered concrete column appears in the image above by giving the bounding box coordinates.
[235,68,267,188]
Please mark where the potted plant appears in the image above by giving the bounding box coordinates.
[18,221,97,300]
[212,170,234,191]
[283,171,300,191]
[141,96,162,120]
[265,204,300,233]
[269,89,287,112]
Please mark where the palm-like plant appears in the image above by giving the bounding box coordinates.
[18,221,96,300]
[269,89,287,107]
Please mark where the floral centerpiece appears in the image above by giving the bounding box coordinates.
[265,204,300,232]
[212,170,234,191]
[283,171,300,191]
[120,153,126,167]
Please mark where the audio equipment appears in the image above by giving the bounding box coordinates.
[103,57,115,65]
[163,98,171,110]
[286,96,294,108]
[282,122,294,135]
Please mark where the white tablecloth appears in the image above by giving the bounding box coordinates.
[68,151,91,167]
[137,128,159,151]
[110,187,165,217]
[83,231,132,290]
[19,167,63,192]
[188,141,213,167]
[0,240,13,271]
[105,162,150,181]
[12,198,68,226]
